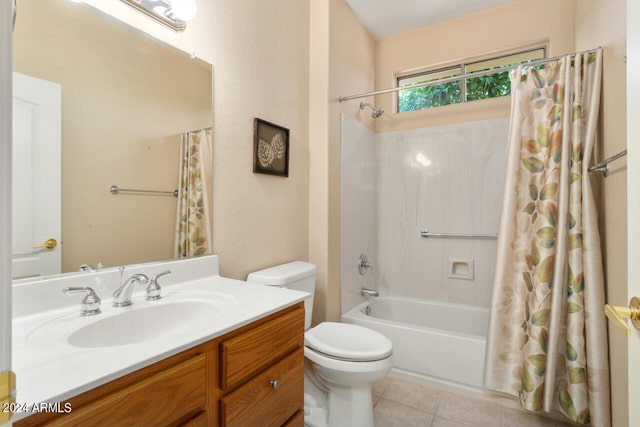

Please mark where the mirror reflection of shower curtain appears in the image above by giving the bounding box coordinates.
[484,49,610,426]
[174,128,213,258]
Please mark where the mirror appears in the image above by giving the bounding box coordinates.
[12,0,213,277]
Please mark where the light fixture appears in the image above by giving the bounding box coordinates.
[120,0,197,32]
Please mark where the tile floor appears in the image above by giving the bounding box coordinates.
[372,373,574,427]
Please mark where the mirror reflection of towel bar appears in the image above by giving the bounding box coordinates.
[109,185,178,198]
[420,230,497,239]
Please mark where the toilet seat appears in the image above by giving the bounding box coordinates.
[304,322,392,362]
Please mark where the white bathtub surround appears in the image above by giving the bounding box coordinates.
[342,297,488,390]
[341,116,509,308]
[12,255,307,421]
[340,117,509,392]
[376,118,508,306]
[485,51,610,425]
[341,115,378,312]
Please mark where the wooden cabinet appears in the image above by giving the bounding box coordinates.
[220,348,304,427]
[15,302,304,427]
[220,307,304,389]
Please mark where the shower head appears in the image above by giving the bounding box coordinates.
[359,101,384,118]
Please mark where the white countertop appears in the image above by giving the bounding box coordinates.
[11,256,307,421]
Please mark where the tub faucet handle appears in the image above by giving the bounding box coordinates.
[358,253,374,275]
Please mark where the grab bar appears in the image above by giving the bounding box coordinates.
[109,185,178,198]
[420,230,497,239]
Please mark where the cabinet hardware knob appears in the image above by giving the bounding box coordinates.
[270,379,281,390]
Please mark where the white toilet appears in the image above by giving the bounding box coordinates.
[247,261,393,427]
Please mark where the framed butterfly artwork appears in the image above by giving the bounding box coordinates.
[253,118,290,177]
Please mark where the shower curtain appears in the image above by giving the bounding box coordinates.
[174,128,213,258]
[484,49,610,426]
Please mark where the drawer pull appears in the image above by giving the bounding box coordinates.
[270,380,281,390]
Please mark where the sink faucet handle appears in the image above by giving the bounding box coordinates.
[147,269,171,301]
[63,286,101,316]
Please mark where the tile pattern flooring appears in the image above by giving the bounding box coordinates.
[372,373,574,427]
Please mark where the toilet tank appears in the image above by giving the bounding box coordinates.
[246,261,316,329]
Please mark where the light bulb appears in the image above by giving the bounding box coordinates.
[170,0,197,21]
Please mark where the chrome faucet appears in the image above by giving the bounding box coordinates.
[78,262,103,272]
[113,269,149,307]
[361,287,379,297]
[63,286,101,316]
[146,269,171,301]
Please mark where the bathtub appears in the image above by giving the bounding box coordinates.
[341,297,489,390]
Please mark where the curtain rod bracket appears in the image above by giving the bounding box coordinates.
[588,149,627,177]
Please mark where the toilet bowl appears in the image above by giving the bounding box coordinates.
[246,262,393,427]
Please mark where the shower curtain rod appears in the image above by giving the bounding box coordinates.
[187,126,212,133]
[338,47,601,103]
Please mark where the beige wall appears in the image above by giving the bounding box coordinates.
[84,0,313,283]
[210,0,311,280]
[14,0,212,272]
[374,0,575,133]
[309,0,331,324]
[575,1,628,425]
[325,0,377,322]
[82,0,216,64]
[308,0,376,324]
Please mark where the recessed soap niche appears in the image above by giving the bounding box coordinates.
[448,258,474,281]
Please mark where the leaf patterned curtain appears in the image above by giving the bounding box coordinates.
[174,129,213,258]
[484,49,610,426]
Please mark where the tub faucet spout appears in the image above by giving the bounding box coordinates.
[361,287,379,297]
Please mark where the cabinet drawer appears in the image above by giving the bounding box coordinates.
[45,354,207,427]
[220,347,304,427]
[220,306,304,389]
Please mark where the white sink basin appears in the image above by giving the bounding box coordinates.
[24,290,237,349]
[68,301,220,348]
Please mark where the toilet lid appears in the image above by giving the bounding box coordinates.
[304,322,393,361]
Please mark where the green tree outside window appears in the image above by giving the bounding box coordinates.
[397,48,544,113]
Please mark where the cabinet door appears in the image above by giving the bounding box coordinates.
[220,347,304,427]
[45,354,208,427]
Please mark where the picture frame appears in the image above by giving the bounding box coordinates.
[253,118,290,177]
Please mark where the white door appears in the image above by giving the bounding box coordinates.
[11,72,61,279]
[627,0,640,425]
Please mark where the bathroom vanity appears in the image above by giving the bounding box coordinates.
[11,256,307,426]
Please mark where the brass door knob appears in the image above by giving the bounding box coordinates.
[604,297,640,336]
[33,238,57,249]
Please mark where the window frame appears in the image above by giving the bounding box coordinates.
[396,47,546,113]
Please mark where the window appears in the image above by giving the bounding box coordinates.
[397,48,546,113]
